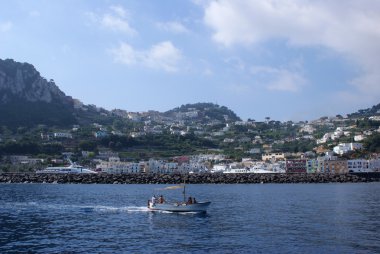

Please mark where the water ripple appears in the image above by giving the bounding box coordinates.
[0,183,379,253]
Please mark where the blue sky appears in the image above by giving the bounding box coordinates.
[1,0,379,121]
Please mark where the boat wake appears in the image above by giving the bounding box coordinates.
[155,210,205,215]
[77,205,151,213]
[1,202,150,214]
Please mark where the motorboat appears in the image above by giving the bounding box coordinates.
[36,163,97,174]
[148,185,211,213]
[148,201,211,212]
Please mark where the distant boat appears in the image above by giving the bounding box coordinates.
[36,163,97,174]
[148,185,211,213]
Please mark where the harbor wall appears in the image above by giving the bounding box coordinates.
[0,172,380,184]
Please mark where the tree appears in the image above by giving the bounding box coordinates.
[79,141,97,151]
[364,134,380,152]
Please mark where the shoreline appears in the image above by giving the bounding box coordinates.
[0,172,379,184]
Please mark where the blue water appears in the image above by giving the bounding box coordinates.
[0,183,379,253]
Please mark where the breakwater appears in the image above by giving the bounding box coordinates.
[0,172,379,184]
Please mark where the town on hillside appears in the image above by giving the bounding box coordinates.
[1,103,380,174]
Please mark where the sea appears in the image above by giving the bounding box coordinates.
[0,183,379,253]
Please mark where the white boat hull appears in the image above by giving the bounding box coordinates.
[36,165,97,174]
[148,202,211,212]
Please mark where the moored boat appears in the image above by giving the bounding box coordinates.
[36,163,97,174]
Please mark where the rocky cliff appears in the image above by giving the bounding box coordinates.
[0,59,70,104]
[0,58,76,127]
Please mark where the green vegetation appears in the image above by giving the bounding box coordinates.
[0,101,76,127]
[364,133,380,152]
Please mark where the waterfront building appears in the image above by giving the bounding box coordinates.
[96,157,142,174]
[306,159,318,173]
[369,159,380,172]
[178,162,207,173]
[8,155,43,165]
[147,159,178,174]
[317,159,348,174]
[347,159,369,173]
[347,159,380,173]
[286,159,307,173]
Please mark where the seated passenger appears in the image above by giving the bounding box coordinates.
[187,196,193,204]
[151,195,156,205]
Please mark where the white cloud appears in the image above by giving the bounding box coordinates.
[156,21,189,34]
[110,41,182,72]
[109,5,127,18]
[203,0,380,102]
[0,21,12,32]
[101,14,135,35]
[251,65,306,92]
[86,5,135,35]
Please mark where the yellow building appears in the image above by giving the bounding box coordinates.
[262,153,285,162]
[317,160,348,174]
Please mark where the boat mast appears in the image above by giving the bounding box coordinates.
[183,184,186,203]
[182,178,187,203]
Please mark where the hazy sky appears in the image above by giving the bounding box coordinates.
[1,0,379,121]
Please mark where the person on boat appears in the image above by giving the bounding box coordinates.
[158,195,165,204]
[193,197,197,204]
[187,196,193,205]
[151,195,156,206]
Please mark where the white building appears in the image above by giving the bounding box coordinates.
[369,159,380,172]
[147,159,178,174]
[369,116,380,121]
[348,159,369,173]
[354,134,365,142]
[178,162,207,173]
[54,132,73,139]
[299,124,316,134]
[96,157,142,174]
[332,128,344,140]
[333,143,363,155]
[248,148,261,154]
[347,158,380,172]
[317,133,332,144]
[211,164,227,173]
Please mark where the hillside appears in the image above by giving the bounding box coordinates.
[164,102,241,123]
[0,59,77,127]
[348,103,380,118]
[0,58,241,128]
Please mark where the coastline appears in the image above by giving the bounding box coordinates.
[0,172,379,184]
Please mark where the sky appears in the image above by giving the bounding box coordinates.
[1,0,379,122]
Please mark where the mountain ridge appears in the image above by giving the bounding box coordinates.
[0,58,379,128]
[0,58,242,127]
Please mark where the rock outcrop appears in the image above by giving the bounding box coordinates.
[0,58,76,127]
[0,59,69,104]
